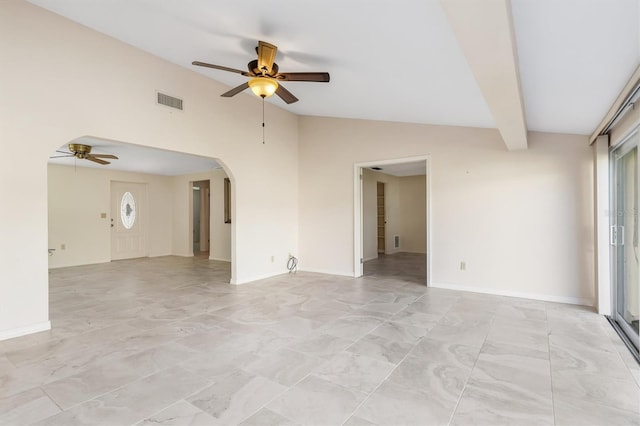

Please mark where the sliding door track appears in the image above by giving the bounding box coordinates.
[606,316,640,365]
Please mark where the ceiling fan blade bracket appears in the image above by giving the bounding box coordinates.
[257,41,278,75]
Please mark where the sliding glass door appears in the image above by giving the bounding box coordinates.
[611,130,640,355]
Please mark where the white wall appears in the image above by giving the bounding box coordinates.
[47,165,174,268]
[399,175,427,254]
[299,116,594,304]
[1,1,298,338]
[47,165,232,269]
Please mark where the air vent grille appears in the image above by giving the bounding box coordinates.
[394,235,400,249]
[157,92,183,110]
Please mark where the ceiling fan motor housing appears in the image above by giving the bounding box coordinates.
[68,143,92,159]
[249,59,279,77]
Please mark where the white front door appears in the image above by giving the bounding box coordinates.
[111,181,148,260]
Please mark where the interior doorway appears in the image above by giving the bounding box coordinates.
[354,156,431,285]
[192,180,210,257]
[377,182,386,254]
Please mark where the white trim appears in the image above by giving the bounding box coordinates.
[209,257,231,262]
[231,270,289,285]
[353,155,432,286]
[354,165,364,277]
[298,268,354,278]
[431,282,595,307]
[0,321,51,342]
[594,135,611,315]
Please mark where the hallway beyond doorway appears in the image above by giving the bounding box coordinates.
[364,252,426,285]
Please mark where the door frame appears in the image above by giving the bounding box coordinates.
[353,155,432,285]
[610,128,640,351]
[191,180,211,255]
[376,181,386,255]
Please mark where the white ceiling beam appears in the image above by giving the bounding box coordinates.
[441,0,528,150]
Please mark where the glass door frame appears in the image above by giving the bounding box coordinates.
[610,127,640,353]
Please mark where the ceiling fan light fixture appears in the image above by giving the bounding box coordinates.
[248,77,278,98]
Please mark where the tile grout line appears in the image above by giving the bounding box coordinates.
[339,334,427,426]
[39,385,64,412]
[341,292,456,425]
[445,305,499,426]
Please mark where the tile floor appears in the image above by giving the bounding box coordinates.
[1,254,639,425]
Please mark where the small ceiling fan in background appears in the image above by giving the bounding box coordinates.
[192,40,330,104]
[50,143,119,165]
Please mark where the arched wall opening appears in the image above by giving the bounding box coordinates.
[47,136,237,283]
[1,0,301,340]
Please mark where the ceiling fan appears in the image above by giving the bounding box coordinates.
[50,143,119,165]
[192,41,330,104]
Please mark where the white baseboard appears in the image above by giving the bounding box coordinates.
[298,267,355,278]
[209,257,231,262]
[231,270,291,285]
[0,321,51,342]
[430,282,595,307]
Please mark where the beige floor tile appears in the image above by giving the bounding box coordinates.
[0,387,61,425]
[268,375,367,426]
[188,369,287,425]
[355,381,454,426]
[136,400,217,426]
[1,254,636,425]
[553,395,640,426]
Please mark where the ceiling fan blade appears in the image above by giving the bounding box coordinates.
[49,154,74,159]
[275,84,299,104]
[90,154,118,159]
[257,41,278,74]
[221,82,250,98]
[55,150,72,155]
[86,155,110,165]
[192,61,253,76]
[276,72,330,82]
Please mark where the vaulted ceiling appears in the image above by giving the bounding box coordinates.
[31,0,640,150]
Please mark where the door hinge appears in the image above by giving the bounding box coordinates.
[611,225,625,245]
[360,258,363,264]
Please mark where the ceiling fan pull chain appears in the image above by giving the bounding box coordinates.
[262,97,266,144]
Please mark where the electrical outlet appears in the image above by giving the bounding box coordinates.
[460,261,466,271]
[61,243,66,250]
